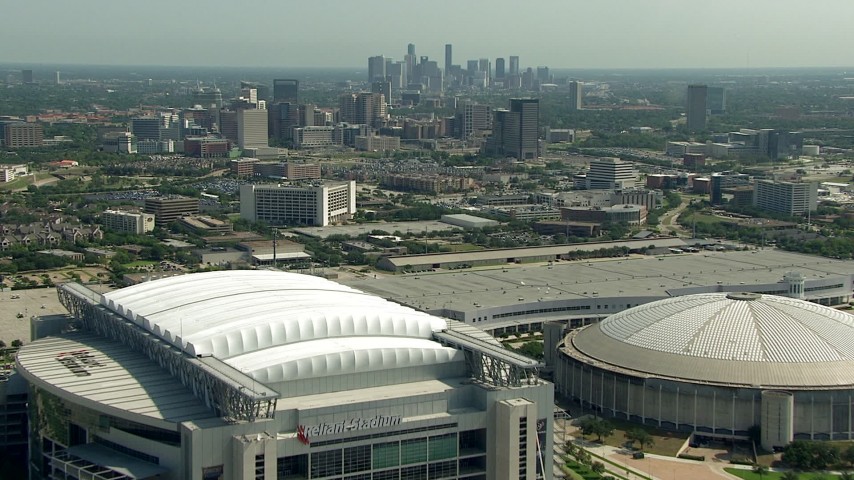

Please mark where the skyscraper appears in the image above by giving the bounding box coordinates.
[237,108,269,150]
[21,69,33,84]
[407,43,415,56]
[368,55,386,82]
[687,84,708,132]
[273,79,299,104]
[511,98,539,160]
[445,44,452,73]
[371,80,391,105]
[509,56,520,76]
[569,81,583,111]
[495,58,505,80]
[492,99,539,160]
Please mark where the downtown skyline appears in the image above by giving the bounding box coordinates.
[3,0,854,70]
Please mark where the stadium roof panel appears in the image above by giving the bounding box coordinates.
[569,293,854,388]
[16,332,215,428]
[100,271,452,381]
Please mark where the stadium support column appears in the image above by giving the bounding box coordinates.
[761,391,794,451]
[232,432,276,479]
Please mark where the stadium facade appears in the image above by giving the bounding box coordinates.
[17,271,552,480]
[555,292,854,451]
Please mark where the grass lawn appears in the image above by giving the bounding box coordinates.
[681,212,728,225]
[0,175,36,191]
[576,417,689,457]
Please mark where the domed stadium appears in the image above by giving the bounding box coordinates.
[554,292,854,450]
[17,271,552,480]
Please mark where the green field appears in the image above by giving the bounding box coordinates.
[0,173,52,191]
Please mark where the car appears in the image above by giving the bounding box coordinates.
[11,294,20,299]
[16,313,24,318]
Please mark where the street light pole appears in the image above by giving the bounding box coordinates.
[272,227,278,269]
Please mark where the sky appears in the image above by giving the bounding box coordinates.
[2,0,853,70]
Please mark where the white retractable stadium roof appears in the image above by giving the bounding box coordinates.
[101,271,461,383]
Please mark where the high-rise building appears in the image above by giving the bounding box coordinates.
[240,181,357,226]
[407,43,415,56]
[445,44,453,73]
[510,98,539,160]
[495,58,505,80]
[131,117,161,141]
[569,81,583,111]
[687,84,708,132]
[456,102,492,140]
[536,66,550,84]
[371,81,391,106]
[273,79,299,104]
[585,157,637,190]
[240,81,270,102]
[386,61,405,89]
[479,59,491,81]
[54,71,61,85]
[237,108,269,150]
[192,87,223,109]
[490,99,539,160]
[754,180,817,216]
[368,55,386,82]
[21,69,33,84]
[509,56,520,76]
[339,93,386,126]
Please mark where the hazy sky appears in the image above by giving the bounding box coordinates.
[3,0,853,69]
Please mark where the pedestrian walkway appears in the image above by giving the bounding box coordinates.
[552,420,737,480]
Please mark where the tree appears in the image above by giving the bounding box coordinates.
[578,417,615,443]
[591,461,606,474]
[752,464,768,479]
[625,428,654,451]
[843,444,854,466]
[839,472,854,480]
[780,472,799,480]
[783,441,840,470]
[10,340,22,348]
